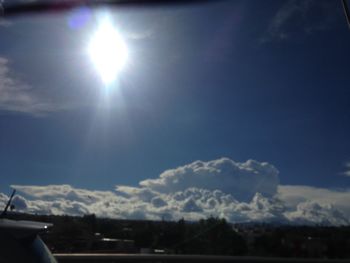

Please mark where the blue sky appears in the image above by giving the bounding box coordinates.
[0,0,350,195]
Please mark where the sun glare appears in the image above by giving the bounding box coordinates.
[88,17,128,85]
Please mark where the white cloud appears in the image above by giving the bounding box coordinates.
[278,185,350,218]
[285,201,349,226]
[5,158,350,226]
[12,195,28,210]
[12,184,120,204]
[0,192,9,208]
[0,57,64,116]
[140,158,279,202]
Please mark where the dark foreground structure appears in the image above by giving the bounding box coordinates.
[5,212,350,261]
[54,254,350,263]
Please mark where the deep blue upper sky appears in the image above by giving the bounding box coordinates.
[0,0,349,193]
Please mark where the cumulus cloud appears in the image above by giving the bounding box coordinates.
[140,158,279,202]
[0,57,64,116]
[0,192,9,208]
[11,195,28,210]
[285,201,349,226]
[278,185,350,218]
[4,158,350,226]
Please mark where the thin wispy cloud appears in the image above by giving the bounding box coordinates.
[342,162,350,177]
[126,29,154,40]
[0,19,12,27]
[261,0,337,43]
[0,57,65,116]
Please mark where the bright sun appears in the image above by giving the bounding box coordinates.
[88,17,128,85]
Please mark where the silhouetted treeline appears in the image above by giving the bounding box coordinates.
[7,212,350,258]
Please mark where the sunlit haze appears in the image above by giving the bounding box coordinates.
[88,16,128,85]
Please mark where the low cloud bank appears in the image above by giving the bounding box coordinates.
[6,158,350,226]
